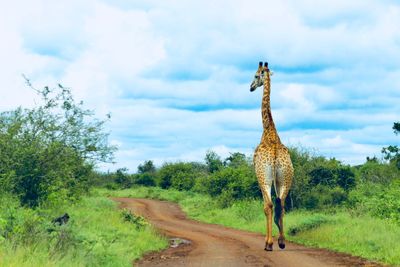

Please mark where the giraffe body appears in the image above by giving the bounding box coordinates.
[250,62,293,251]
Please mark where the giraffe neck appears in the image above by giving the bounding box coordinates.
[261,72,281,144]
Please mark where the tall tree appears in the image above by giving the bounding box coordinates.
[382,122,400,169]
[0,80,116,206]
[204,150,223,173]
[137,160,156,174]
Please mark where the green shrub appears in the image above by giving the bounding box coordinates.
[114,168,134,188]
[303,185,347,209]
[121,209,148,229]
[357,160,399,184]
[0,83,115,207]
[135,173,156,187]
[197,166,259,202]
[349,180,400,224]
[157,162,199,190]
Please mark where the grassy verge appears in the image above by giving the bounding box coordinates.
[0,195,167,267]
[99,186,400,266]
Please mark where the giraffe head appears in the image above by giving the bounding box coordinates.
[250,62,269,92]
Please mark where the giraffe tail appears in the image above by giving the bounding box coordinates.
[274,197,282,231]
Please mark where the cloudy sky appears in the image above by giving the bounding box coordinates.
[1,0,399,171]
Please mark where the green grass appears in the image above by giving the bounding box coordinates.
[0,195,167,267]
[100,186,400,266]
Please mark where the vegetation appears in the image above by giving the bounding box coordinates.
[1,78,399,266]
[0,193,166,267]
[0,81,115,207]
[99,138,399,223]
[0,83,166,266]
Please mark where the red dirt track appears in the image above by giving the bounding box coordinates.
[113,198,384,267]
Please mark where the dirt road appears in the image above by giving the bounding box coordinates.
[113,198,383,267]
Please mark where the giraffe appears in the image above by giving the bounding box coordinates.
[250,61,293,251]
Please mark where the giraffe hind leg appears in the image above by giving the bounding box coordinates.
[274,193,285,249]
[274,197,282,231]
[275,167,292,250]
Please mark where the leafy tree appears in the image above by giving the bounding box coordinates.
[309,167,335,187]
[224,152,248,168]
[137,160,156,174]
[134,173,156,187]
[382,122,400,169]
[204,150,223,173]
[0,81,115,206]
[135,160,157,187]
[114,168,132,188]
[336,167,356,191]
[393,122,400,134]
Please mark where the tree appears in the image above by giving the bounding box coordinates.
[135,173,156,187]
[393,122,400,134]
[224,152,248,168]
[204,150,223,173]
[382,122,400,169]
[336,167,356,191]
[309,167,335,187]
[114,168,132,188]
[0,80,116,206]
[137,160,156,174]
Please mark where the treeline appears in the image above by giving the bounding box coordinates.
[96,142,400,223]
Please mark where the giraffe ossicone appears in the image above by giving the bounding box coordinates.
[250,61,294,251]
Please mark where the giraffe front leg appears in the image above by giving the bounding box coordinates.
[264,202,273,251]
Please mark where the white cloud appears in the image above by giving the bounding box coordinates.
[1,0,399,171]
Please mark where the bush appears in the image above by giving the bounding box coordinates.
[114,168,133,189]
[157,162,199,190]
[135,173,156,187]
[303,185,347,209]
[197,165,260,203]
[349,180,400,224]
[357,160,399,184]
[121,209,148,229]
[0,83,115,207]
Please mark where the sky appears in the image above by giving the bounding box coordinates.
[1,0,399,172]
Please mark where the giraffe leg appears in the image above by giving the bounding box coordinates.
[275,165,293,249]
[254,153,275,251]
[261,166,274,251]
[264,201,274,251]
[277,198,286,249]
[272,188,286,250]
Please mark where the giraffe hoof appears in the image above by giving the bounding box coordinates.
[264,243,273,251]
[278,237,285,249]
